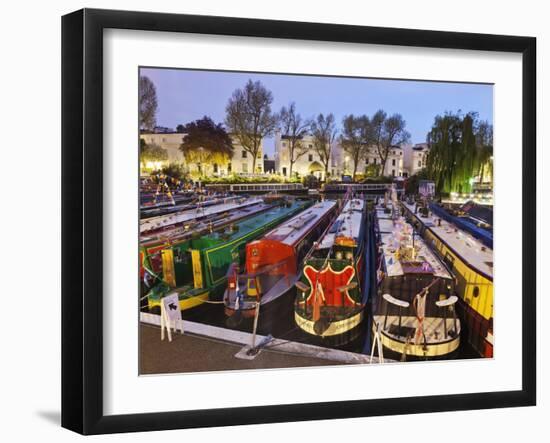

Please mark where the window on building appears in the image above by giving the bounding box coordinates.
[373,158,377,165]
[242,163,248,173]
[308,144,313,148]
[282,167,287,176]
[392,159,396,166]
[213,163,218,173]
[282,142,286,147]
[227,163,232,173]
[418,160,422,167]
[365,157,369,164]
[242,150,247,158]
[392,150,395,155]
[308,154,313,161]
[392,169,395,177]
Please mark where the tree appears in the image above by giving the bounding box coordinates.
[278,103,310,177]
[310,113,337,180]
[340,114,371,180]
[179,116,233,175]
[382,114,410,175]
[405,169,430,195]
[139,76,158,131]
[370,110,387,176]
[141,143,168,164]
[161,163,188,181]
[225,80,278,173]
[426,111,484,194]
[475,120,493,184]
[176,124,185,133]
[364,163,380,178]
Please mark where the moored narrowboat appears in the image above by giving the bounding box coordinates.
[372,199,460,360]
[140,196,262,234]
[294,197,367,346]
[144,198,311,312]
[223,200,338,322]
[401,200,493,357]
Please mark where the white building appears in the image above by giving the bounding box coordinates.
[139,132,263,176]
[140,132,186,164]
[402,143,429,177]
[351,145,405,177]
[274,132,337,180]
[274,129,409,179]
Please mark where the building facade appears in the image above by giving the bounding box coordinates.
[402,142,429,177]
[274,132,342,181]
[142,129,427,180]
[350,145,405,177]
[139,132,263,176]
[274,130,407,179]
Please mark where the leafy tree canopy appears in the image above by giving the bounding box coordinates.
[141,143,168,163]
[179,116,234,165]
[426,111,493,194]
[139,76,158,131]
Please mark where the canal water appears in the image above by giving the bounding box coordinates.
[147,193,480,362]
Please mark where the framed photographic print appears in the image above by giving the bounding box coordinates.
[61,8,536,435]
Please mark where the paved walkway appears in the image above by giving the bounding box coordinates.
[140,324,347,374]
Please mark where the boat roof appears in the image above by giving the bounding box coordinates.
[318,198,364,249]
[262,200,336,246]
[140,197,263,233]
[201,200,308,247]
[376,204,452,279]
[376,208,397,234]
[402,201,493,278]
[139,202,272,245]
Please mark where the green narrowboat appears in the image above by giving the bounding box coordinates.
[145,199,311,311]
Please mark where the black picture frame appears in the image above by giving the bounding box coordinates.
[61,8,536,435]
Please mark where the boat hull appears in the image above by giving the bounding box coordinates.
[295,310,365,347]
[372,317,460,360]
[224,285,296,336]
[148,290,209,312]
[401,203,493,357]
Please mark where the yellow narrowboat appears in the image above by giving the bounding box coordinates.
[401,201,493,357]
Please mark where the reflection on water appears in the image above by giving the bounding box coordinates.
[180,287,368,354]
[143,193,480,362]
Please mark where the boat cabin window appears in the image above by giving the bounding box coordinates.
[443,252,455,270]
[473,286,480,298]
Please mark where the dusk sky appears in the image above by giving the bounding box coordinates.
[140,67,493,156]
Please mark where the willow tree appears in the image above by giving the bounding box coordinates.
[476,120,494,184]
[225,80,278,173]
[310,113,338,180]
[426,111,485,194]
